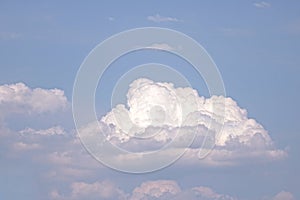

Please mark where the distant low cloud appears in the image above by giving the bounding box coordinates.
[272,191,295,200]
[51,179,237,200]
[0,82,96,183]
[189,186,236,200]
[0,82,68,115]
[12,141,41,151]
[130,180,181,200]
[51,180,127,200]
[50,179,296,200]
[147,14,182,23]
[19,126,66,136]
[253,1,271,8]
[0,81,291,200]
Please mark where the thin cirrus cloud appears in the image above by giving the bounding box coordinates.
[147,14,182,23]
[0,31,22,40]
[253,1,271,8]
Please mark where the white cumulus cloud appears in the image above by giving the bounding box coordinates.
[51,179,237,200]
[95,78,286,166]
[0,82,68,115]
[178,186,237,200]
[130,180,181,200]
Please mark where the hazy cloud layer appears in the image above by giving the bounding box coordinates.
[51,180,128,200]
[0,31,22,40]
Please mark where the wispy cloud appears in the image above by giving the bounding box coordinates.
[19,126,66,136]
[253,1,271,8]
[0,31,22,40]
[12,142,41,151]
[219,28,254,37]
[108,17,115,21]
[147,14,182,23]
[272,191,295,200]
[145,43,176,51]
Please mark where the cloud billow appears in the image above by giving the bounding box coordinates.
[96,78,286,166]
[0,82,291,199]
[0,82,68,115]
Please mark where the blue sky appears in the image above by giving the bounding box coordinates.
[0,1,299,200]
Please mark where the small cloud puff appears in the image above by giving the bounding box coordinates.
[0,82,68,115]
[130,180,181,200]
[147,14,182,23]
[254,1,271,8]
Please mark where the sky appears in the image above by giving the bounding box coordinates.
[0,1,299,200]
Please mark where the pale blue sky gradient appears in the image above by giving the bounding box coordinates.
[0,1,299,199]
